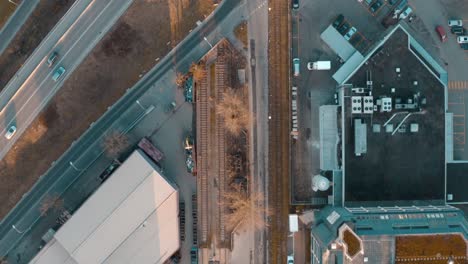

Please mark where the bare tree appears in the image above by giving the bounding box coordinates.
[223,188,271,231]
[189,62,206,82]
[39,194,64,216]
[102,131,129,158]
[216,89,250,136]
[175,72,186,87]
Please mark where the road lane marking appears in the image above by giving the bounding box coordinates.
[1,0,119,134]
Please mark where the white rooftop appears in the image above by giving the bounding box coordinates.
[30,150,179,264]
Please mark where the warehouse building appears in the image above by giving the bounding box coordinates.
[30,150,180,264]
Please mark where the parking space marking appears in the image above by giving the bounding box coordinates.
[449,92,466,149]
[448,81,468,90]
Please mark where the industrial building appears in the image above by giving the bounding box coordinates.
[30,150,180,264]
[312,24,468,263]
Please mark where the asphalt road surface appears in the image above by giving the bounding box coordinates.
[0,0,40,55]
[0,0,133,161]
[246,0,269,263]
[0,0,242,258]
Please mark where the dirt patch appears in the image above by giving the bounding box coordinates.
[395,234,468,263]
[0,0,215,219]
[0,0,75,89]
[234,20,248,49]
[0,1,16,29]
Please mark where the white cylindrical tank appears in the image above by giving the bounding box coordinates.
[312,175,331,192]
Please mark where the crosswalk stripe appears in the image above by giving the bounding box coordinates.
[449,81,468,90]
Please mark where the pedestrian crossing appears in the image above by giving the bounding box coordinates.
[449,81,468,90]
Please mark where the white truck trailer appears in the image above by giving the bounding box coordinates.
[307,61,331,70]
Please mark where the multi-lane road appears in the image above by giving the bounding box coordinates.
[0,0,40,55]
[0,0,133,161]
[0,0,242,259]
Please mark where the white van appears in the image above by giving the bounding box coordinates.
[293,58,300,76]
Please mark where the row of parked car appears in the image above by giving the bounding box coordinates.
[448,20,468,50]
[439,20,468,50]
[332,15,360,44]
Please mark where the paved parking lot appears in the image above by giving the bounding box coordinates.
[291,0,390,203]
[407,0,468,159]
[291,0,468,203]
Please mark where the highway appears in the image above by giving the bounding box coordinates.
[0,0,134,161]
[0,0,40,55]
[0,0,242,258]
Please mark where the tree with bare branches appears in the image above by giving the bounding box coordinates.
[175,72,186,87]
[39,194,64,216]
[189,62,206,82]
[216,89,250,136]
[102,131,129,158]
[223,188,271,231]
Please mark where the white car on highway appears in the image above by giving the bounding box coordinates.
[5,125,16,139]
[457,36,468,44]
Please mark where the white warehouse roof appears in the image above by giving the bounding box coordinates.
[30,150,179,264]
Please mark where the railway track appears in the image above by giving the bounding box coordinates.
[216,44,228,245]
[196,68,209,245]
[267,0,290,263]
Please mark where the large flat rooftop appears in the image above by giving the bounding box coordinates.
[343,29,446,205]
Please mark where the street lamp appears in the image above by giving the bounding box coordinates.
[69,161,82,172]
[203,37,213,48]
[12,224,28,234]
[136,100,145,110]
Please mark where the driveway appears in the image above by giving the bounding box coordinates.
[409,0,468,159]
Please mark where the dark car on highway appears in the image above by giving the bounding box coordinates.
[332,14,344,28]
[370,0,383,13]
[338,21,350,35]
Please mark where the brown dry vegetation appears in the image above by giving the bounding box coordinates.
[0,1,16,29]
[0,0,75,89]
[233,20,248,49]
[223,187,271,231]
[39,194,64,216]
[216,88,250,136]
[0,0,215,219]
[395,234,468,263]
[102,131,129,158]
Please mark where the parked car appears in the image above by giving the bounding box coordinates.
[364,0,373,6]
[332,14,344,28]
[457,36,468,44]
[350,33,363,46]
[436,26,447,42]
[344,27,357,41]
[5,125,16,139]
[460,43,468,50]
[451,26,466,35]
[388,0,398,5]
[287,256,294,264]
[338,21,351,35]
[47,52,58,67]
[370,0,383,13]
[52,66,66,82]
[399,6,412,19]
[448,20,463,27]
[293,58,300,76]
[292,0,299,9]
